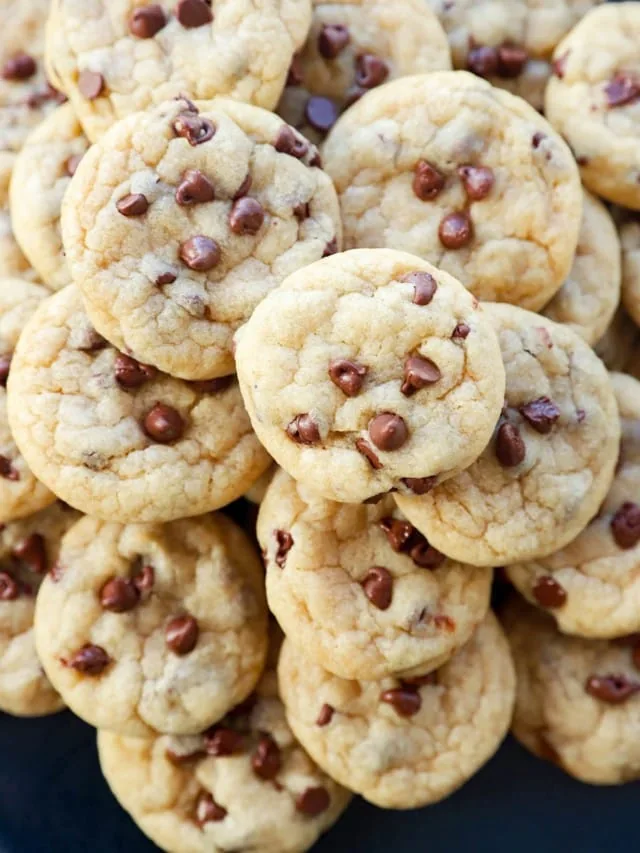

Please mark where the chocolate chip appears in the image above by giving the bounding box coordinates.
[605,73,640,108]
[143,403,185,443]
[296,787,330,817]
[457,165,494,201]
[401,355,441,397]
[379,517,414,552]
[328,359,367,397]
[322,237,338,256]
[611,502,640,549]
[67,644,111,675]
[77,329,108,352]
[190,376,234,394]
[316,703,334,726]
[0,456,19,481]
[274,125,309,159]
[115,353,157,389]
[0,572,19,601]
[175,169,215,206]
[495,422,525,467]
[179,235,221,270]
[497,43,528,78]
[452,323,470,339]
[204,727,244,756]
[310,150,323,168]
[318,24,350,59]
[229,197,265,235]
[467,45,499,77]
[286,54,304,87]
[233,173,252,200]
[552,52,568,78]
[409,535,445,569]
[399,270,437,306]
[532,575,567,609]
[519,397,560,434]
[99,577,139,612]
[438,211,473,249]
[0,353,11,387]
[585,674,640,704]
[78,70,104,100]
[65,154,83,177]
[361,566,393,610]
[532,132,546,149]
[155,272,177,287]
[355,438,382,470]
[13,534,47,574]
[176,0,213,28]
[173,113,216,145]
[195,793,227,826]
[166,614,199,654]
[412,160,445,201]
[380,685,421,717]
[116,193,149,217]
[304,96,338,134]
[133,563,155,595]
[129,4,167,38]
[355,54,389,89]
[286,414,320,445]
[401,476,437,495]
[251,733,281,780]
[274,530,293,568]
[293,201,309,220]
[2,53,37,81]
[369,413,408,451]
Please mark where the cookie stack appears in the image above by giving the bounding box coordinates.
[2,1,640,851]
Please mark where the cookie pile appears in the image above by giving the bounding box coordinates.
[1,0,640,850]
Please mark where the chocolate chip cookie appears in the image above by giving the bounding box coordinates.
[0,152,34,279]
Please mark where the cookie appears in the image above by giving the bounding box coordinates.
[595,305,638,372]
[620,216,640,330]
[506,373,640,638]
[10,103,90,291]
[0,500,80,717]
[542,190,620,346]
[0,152,33,279]
[97,631,351,853]
[0,277,56,523]
[235,248,506,504]
[7,286,271,523]
[395,304,620,567]
[503,595,640,785]
[323,71,582,311]
[258,468,492,680]
[244,463,277,505]
[427,0,602,111]
[545,3,640,209]
[45,0,312,142]
[279,612,515,809]
[61,97,340,380]
[35,512,268,737]
[277,0,451,143]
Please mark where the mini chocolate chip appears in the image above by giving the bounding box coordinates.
[380,685,421,717]
[143,403,185,443]
[399,270,437,305]
[190,376,234,393]
[532,132,546,149]
[195,793,227,826]
[204,727,244,756]
[116,193,149,217]
[274,530,293,568]
[155,272,177,286]
[605,73,640,109]
[323,237,338,256]
[274,125,309,159]
[585,674,640,704]
[99,577,139,612]
[355,54,389,89]
[0,572,19,601]
[2,53,37,81]
[65,153,83,177]
[115,353,157,388]
[379,517,414,552]
[316,703,334,726]
[173,113,216,145]
[0,354,11,387]
[497,43,528,78]
[318,23,350,59]
[251,733,281,780]
[438,211,473,249]
[355,438,382,470]
[129,4,167,38]
[361,566,393,610]
[175,169,215,206]
[67,644,111,675]
[401,355,441,396]
[611,502,640,549]
[304,96,338,134]
[166,614,199,654]
[457,165,494,201]
[233,173,252,200]
[179,235,221,270]
[467,45,499,77]
[576,155,589,166]
[13,534,47,574]
[495,423,525,467]
[412,160,445,201]
[402,476,437,495]
[286,54,304,87]
[229,197,265,235]
[519,397,560,434]
[293,201,309,220]
[286,414,320,445]
[328,359,367,397]
[452,323,470,339]
[369,413,408,451]
[410,535,445,569]
[0,456,19,481]
[78,70,104,100]
[296,787,330,817]
[133,563,155,594]
[176,0,213,28]
[532,575,567,609]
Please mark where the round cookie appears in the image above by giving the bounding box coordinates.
[427,0,602,111]
[0,277,56,523]
[279,612,515,809]
[98,633,351,853]
[45,0,312,142]
[503,595,640,785]
[620,216,640,330]
[62,97,341,380]
[277,0,451,143]
[542,190,620,346]
[7,286,271,523]
[258,468,492,680]
[0,500,80,717]
[235,248,506,504]
[595,305,638,372]
[506,373,640,638]
[545,3,640,209]
[395,304,620,567]
[323,71,582,311]
[10,104,90,291]
[35,512,268,737]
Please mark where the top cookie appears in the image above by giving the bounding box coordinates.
[235,248,506,504]
[62,97,341,380]
[322,71,582,311]
[45,0,312,142]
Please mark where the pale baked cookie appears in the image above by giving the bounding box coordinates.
[545,3,640,209]
[396,304,620,567]
[35,512,268,737]
[45,0,312,142]
[0,152,33,279]
[258,468,492,680]
[0,501,79,717]
[323,71,582,311]
[503,595,640,785]
[10,104,90,291]
[0,277,55,523]
[277,0,451,143]
[542,190,620,346]
[235,248,505,504]
[279,612,515,809]
[7,286,271,523]
[61,97,340,380]
[620,217,640,330]
[427,0,602,111]
[595,305,638,372]
[98,633,351,853]
[506,373,640,637]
